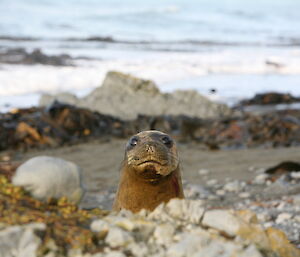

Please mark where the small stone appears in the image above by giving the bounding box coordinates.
[290,172,300,179]
[257,213,271,222]
[292,194,300,205]
[253,174,269,185]
[184,184,210,199]
[153,223,175,246]
[165,199,205,224]
[202,210,242,237]
[167,233,203,257]
[105,227,133,248]
[105,216,136,232]
[224,180,242,192]
[255,168,265,174]
[90,219,110,233]
[127,242,149,257]
[276,213,293,224]
[105,251,126,257]
[216,189,225,196]
[206,179,218,186]
[239,192,250,198]
[294,215,300,223]
[239,244,264,257]
[198,169,210,176]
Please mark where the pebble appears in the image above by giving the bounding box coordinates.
[206,179,218,186]
[216,189,226,196]
[239,192,251,198]
[276,213,293,224]
[202,210,242,237]
[105,251,126,257]
[105,227,133,248]
[198,169,210,176]
[253,174,269,185]
[90,219,110,233]
[153,224,175,246]
[224,180,242,192]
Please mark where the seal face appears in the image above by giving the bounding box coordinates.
[113,130,184,213]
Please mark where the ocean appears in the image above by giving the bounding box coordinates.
[0,0,300,111]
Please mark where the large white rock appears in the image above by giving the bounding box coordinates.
[12,156,84,203]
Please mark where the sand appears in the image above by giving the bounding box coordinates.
[7,139,299,208]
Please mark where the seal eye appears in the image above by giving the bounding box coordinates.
[129,137,138,147]
[161,136,173,147]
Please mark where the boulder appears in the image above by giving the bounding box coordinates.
[12,156,84,203]
[40,71,232,120]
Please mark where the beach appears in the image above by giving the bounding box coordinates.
[1,0,300,256]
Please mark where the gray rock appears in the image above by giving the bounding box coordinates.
[264,175,300,197]
[39,92,79,106]
[0,223,46,257]
[39,71,231,120]
[12,156,85,204]
[224,180,243,192]
[184,184,211,199]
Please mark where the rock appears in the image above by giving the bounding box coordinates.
[165,198,205,223]
[238,92,300,106]
[206,179,218,186]
[216,189,225,196]
[223,180,242,192]
[198,169,210,175]
[253,174,269,185]
[104,252,126,257]
[239,245,264,257]
[266,227,300,257]
[105,227,133,248]
[239,192,251,198]
[276,213,293,224]
[126,242,149,257]
[265,161,300,178]
[90,219,110,233]
[0,223,46,257]
[153,223,175,246]
[167,233,204,257]
[12,156,84,203]
[39,93,79,107]
[40,71,231,120]
[264,175,300,197]
[292,194,300,205]
[202,210,243,237]
[184,184,211,199]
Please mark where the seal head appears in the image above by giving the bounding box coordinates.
[113,130,184,213]
[126,130,179,180]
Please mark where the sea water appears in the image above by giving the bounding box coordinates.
[0,0,300,110]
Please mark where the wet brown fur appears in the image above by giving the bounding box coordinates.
[113,130,184,213]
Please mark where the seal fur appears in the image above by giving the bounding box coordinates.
[113,130,184,213]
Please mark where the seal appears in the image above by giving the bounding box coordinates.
[113,130,184,213]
